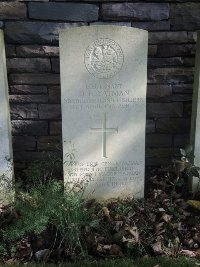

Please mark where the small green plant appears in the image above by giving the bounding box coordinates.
[0,156,96,260]
[173,145,200,195]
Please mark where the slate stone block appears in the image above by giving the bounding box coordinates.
[38,104,61,119]
[149,31,188,44]
[132,21,170,31]
[147,84,172,102]
[157,44,196,57]
[147,103,183,118]
[10,104,38,119]
[10,95,48,104]
[148,67,194,84]
[172,94,192,102]
[7,58,51,73]
[13,136,36,151]
[37,136,62,151]
[146,134,172,147]
[146,120,156,134]
[183,103,192,117]
[0,2,26,19]
[12,120,48,135]
[48,86,61,104]
[5,45,16,57]
[148,45,157,56]
[16,45,59,57]
[156,118,191,133]
[5,22,86,44]
[10,85,47,94]
[171,3,200,30]
[172,84,193,94]
[50,121,62,135]
[29,2,99,22]
[174,134,190,147]
[51,58,60,73]
[9,73,60,85]
[101,3,169,21]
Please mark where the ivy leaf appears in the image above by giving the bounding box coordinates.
[180,149,186,156]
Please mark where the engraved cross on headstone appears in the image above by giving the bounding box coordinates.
[90,113,118,158]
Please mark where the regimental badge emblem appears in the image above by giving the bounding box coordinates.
[84,38,124,79]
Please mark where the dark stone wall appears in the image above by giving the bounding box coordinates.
[0,0,198,169]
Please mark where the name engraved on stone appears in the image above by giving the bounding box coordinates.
[90,113,118,158]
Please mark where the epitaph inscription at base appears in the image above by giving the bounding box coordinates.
[0,30,14,204]
[60,26,148,200]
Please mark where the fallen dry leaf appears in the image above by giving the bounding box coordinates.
[187,200,200,211]
[179,249,196,257]
[101,207,112,221]
[151,241,163,255]
[161,213,172,223]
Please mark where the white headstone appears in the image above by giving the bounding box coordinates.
[0,30,14,204]
[190,31,200,192]
[60,26,148,200]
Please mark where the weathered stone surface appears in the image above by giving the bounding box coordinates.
[5,45,16,57]
[10,95,48,104]
[182,58,195,67]
[7,58,51,73]
[148,57,194,67]
[91,21,131,27]
[184,103,192,117]
[14,152,56,163]
[37,136,61,151]
[146,134,172,147]
[147,103,183,118]
[12,120,48,135]
[10,104,38,119]
[148,67,194,84]
[47,0,200,2]
[132,21,170,31]
[146,157,171,167]
[16,45,59,57]
[0,30,14,204]
[156,118,190,133]
[148,45,157,56]
[172,84,193,94]
[49,86,61,103]
[29,2,99,22]
[174,134,190,147]
[146,148,174,158]
[146,120,156,133]
[13,136,36,151]
[171,3,200,30]
[60,26,147,200]
[188,32,197,43]
[149,31,188,44]
[101,3,169,21]
[157,44,196,57]
[38,104,61,119]
[51,58,60,73]
[172,94,192,102]
[50,121,61,135]
[0,2,26,19]
[147,85,172,102]
[5,22,86,44]
[10,85,47,94]
[20,0,49,2]
[9,73,60,85]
